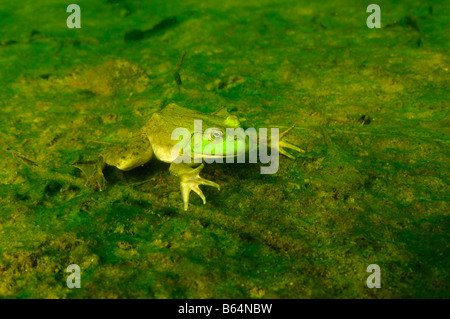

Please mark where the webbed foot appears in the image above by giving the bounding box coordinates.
[72,158,107,191]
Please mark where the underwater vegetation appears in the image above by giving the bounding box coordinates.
[0,0,448,298]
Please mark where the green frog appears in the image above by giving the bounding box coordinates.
[74,103,303,210]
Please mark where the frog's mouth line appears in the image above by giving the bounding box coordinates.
[197,153,242,159]
[192,149,248,159]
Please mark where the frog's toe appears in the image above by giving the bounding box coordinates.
[181,182,206,211]
[279,140,305,159]
[179,164,220,211]
[277,126,305,159]
[90,173,107,191]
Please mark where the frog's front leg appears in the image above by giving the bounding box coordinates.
[269,126,305,159]
[169,162,220,211]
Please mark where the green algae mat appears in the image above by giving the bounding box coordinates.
[0,0,449,298]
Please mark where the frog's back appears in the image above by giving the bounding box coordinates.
[142,103,200,163]
[145,103,203,132]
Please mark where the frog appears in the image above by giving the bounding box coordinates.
[73,102,303,211]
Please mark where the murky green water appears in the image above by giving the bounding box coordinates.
[0,0,448,298]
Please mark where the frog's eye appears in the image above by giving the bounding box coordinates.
[209,128,223,141]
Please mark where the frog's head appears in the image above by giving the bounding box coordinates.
[190,114,251,160]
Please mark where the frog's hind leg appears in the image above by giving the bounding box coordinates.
[101,133,154,171]
[169,162,220,211]
[73,133,153,191]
